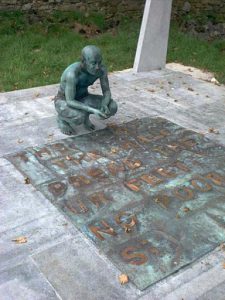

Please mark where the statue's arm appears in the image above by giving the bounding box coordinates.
[65,73,95,114]
[100,67,111,108]
[65,72,106,117]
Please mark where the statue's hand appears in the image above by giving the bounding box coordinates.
[91,108,107,119]
[100,105,110,116]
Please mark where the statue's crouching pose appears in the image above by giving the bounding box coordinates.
[54,45,118,135]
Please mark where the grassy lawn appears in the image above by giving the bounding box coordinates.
[168,23,225,83]
[0,11,224,92]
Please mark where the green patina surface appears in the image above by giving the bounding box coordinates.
[6,117,225,290]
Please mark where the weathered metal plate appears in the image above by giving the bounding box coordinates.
[6,117,225,290]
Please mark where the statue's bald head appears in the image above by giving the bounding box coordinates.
[81,45,103,75]
[81,45,102,63]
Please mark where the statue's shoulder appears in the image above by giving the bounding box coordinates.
[61,62,82,81]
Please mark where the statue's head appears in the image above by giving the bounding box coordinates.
[81,45,102,76]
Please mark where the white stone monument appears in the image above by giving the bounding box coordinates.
[134,0,173,72]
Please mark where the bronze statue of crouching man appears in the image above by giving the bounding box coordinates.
[54,45,118,135]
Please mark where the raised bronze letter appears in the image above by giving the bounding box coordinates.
[155,167,176,178]
[69,175,91,187]
[205,172,225,186]
[124,179,140,192]
[89,220,117,241]
[173,161,190,172]
[123,159,142,170]
[191,177,212,192]
[121,246,148,265]
[174,186,194,201]
[35,147,51,159]
[89,192,110,208]
[140,174,163,186]
[115,211,137,231]
[154,194,170,209]
[48,181,67,197]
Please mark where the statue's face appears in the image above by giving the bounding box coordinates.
[85,55,102,76]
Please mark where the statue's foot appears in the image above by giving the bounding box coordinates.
[58,119,75,135]
[84,118,95,131]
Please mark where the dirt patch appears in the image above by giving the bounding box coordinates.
[70,22,101,38]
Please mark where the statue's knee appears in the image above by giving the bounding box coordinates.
[109,100,118,115]
[55,99,67,116]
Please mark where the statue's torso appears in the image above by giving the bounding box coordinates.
[77,71,97,88]
[60,62,102,100]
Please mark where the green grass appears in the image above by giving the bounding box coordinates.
[0,11,140,91]
[168,23,225,84]
[0,11,224,92]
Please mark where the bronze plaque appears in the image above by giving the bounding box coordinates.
[6,117,225,290]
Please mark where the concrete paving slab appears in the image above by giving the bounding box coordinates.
[0,96,55,127]
[0,212,77,273]
[2,84,58,103]
[199,281,225,300]
[32,236,139,300]
[114,68,174,81]
[0,258,59,300]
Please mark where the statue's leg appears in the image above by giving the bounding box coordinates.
[55,99,85,135]
[66,112,85,132]
[108,99,118,117]
[84,113,95,131]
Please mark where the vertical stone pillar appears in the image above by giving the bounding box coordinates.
[133,0,173,72]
